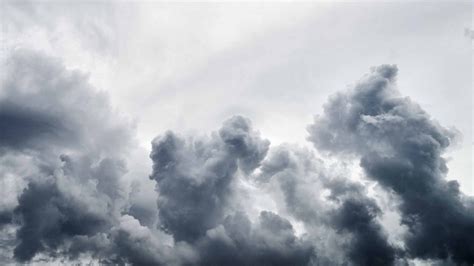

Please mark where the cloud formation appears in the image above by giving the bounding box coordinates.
[149,116,269,242]
[0,50,149,264]
[0,50,472,265]
[255,145,399,265]
[149,117,314,265]
[308,65,474,264]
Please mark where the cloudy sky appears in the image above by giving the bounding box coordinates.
[0,1,473,265]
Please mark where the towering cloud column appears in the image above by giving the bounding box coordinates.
[308,65,474,264]
[149,116,318,265]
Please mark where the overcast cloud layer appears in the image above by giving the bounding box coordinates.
[1,1,473,266]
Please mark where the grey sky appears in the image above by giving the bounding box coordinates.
[1,1,473,265]
[4,1,470,194]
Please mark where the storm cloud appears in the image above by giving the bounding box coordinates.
[148,117,314,264]
[149,116,270,242]
[255,145,399,265]
[0,48,472,265]
[308,65,474,264]
[0,50,155,264]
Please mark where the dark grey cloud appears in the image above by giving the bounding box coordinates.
[0,50,147,264]
[0,105,73,152]
[1,48,472,265]
[149,116,269,242]
[197,211,314,266]
[0,212,12,228]
[13,177,109,261]
[308,65,474,264]
[104,215,197,266]
[149,118,317,265]
[330,196,397,266]
[326,177,401,266]
[0,49,133,157]
[256,145,398,265]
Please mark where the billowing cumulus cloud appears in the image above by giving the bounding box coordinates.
[148,117,315,265]
[0,50,132,155]
[1,48,472,265]
[255,145,399,265]
[308,65,474,264]
[0,50,159,264]
[197,210,314,266]
[149,116,270,242]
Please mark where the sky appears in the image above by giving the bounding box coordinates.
[0,1,473,265]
